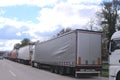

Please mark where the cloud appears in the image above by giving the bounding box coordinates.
[16,32,22,36]
[0,39,20,51]
[0,17,27,28]
[67,0,101,5]
[36,0,101,31]
[0,0,102,31]
[0,0,58,7]
[0,0,102,51]
[0,0,102,7]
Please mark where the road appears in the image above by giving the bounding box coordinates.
[0,59,108,80]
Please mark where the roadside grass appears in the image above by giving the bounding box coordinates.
[102,71,108,77]
[102,64,109,77]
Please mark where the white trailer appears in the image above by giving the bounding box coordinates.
[109,31,120,80]
[32,29,102,77]
[18,45,33,64]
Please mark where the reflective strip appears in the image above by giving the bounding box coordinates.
[77,57,81,65]
[98,57,101,65]
[75,71,100,74]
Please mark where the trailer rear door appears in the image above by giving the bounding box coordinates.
[77,31,101,66]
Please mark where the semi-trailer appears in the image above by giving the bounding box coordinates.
[17,45,33,65]
[7,49,18,61]
[31,29,102,77]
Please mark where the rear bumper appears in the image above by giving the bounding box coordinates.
[75,65,102,77]
[75,71,100,77]
[76,65,102,70]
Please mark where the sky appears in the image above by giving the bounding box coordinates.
[0,0,102,51]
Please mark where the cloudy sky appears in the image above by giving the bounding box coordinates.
[0,0,102,51]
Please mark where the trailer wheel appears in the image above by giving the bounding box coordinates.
[70,68,75,76]
[31,62,34,67]
[37,64,41,69]
[55,67,59,74]
[59,67,65,75]
[116,72,120,80]
[50,67,54,73]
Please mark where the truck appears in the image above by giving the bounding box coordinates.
[109,31,120,80]
[31,29,102,77]
[17,45,33,65]
[7,49,18,61]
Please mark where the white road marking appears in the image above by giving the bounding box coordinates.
[9,70,16,77]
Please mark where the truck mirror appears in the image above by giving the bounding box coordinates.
[107,42,110,50]
[109,48,111,55]
[108,40,115,55]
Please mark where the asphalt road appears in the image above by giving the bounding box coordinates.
[0,59,108,80]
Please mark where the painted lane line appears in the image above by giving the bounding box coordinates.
[9,70,16,77]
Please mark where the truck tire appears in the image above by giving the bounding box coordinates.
[55,67,59,74]
[37,63,41,69]
[59,67,65,75]
[116,72,120,80]
[31,62,35,67]
[25,60,29,65]
[50,67,55,73]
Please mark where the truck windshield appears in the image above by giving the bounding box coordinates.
[111,40,120,51]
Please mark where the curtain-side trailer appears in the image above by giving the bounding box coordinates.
[31,29,102,77]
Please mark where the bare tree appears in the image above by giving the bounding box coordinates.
[57,28,72,36]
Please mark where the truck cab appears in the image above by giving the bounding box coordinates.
[109,31,120,80]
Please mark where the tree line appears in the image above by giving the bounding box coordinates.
[14,38,35,49]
